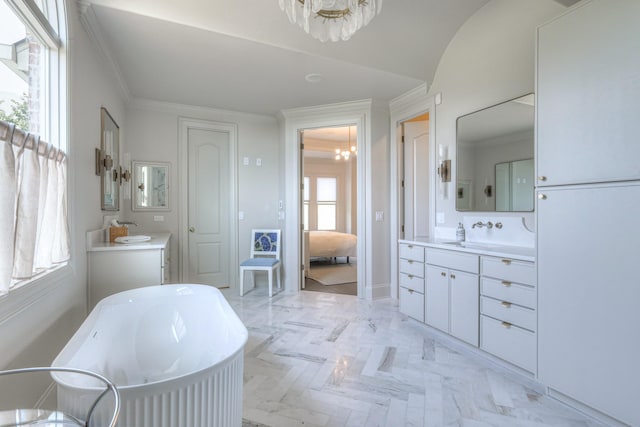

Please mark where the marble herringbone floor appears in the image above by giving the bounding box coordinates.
[222,288,600,427]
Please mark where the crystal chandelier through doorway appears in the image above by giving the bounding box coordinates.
[278,0,383,42]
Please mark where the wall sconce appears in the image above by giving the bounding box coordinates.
[438,160,451,182]
[95,148,114,175]
[120,166,131,184]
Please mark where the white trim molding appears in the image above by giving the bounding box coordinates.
[389,85,437,299]
[280,99,372,299]
[77,1,132,102]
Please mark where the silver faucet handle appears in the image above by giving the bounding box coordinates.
[486,221,493,229]
[495,222,503,229]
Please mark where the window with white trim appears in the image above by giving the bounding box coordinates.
[303,175,338,231]
[0,0,68,295]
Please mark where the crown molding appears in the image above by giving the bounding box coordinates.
[388,82,430,117]
[127,97,278,123]
[77,1,131,103]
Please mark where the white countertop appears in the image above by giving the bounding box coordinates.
[87,232,170,252]
[399,238,535,262]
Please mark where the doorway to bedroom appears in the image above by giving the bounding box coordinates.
[301,126,358,296]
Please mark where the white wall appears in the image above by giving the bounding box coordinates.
[0,0,126,401]
[122,101,280,285]
[428,0,564,231]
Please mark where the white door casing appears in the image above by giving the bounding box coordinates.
[281,101,370,298]
[389,84,437,300]
[179,118,237,288]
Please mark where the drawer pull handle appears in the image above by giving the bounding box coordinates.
[501,301,512,308]
[501,281,512,287]
[440,272,446,277]
[501,321,512,329]
[408,260,413,264]
[501,259,512,265]
[408,245,413,248]
[408,274,413,279]
[450,274,456,279]
[408,289,414,294]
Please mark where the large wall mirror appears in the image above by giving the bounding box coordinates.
[132,161,170,211]
[100,107,119,211]
[456,94,534,212]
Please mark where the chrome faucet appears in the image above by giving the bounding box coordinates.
[116,220,138,227]
[472,221,493,229]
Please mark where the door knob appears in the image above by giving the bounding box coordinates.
[189,227,195,233]
[538,176,547,181]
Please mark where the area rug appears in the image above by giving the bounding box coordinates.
[307,263,356,285]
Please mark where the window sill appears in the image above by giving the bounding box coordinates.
[0,264,72,324]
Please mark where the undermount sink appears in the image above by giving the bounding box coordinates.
[441,241,494,249]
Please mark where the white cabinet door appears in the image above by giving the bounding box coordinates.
[537,0,640,186]
[450,270,479,346]
[425,265,449,332]
[537,183,640,427]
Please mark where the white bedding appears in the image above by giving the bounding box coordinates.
[304,231,357,276]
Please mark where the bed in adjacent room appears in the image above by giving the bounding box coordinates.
[303,230,357,276]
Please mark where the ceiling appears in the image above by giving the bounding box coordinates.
[82,0,491,116]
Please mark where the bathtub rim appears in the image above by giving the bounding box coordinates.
[52,284,248,392]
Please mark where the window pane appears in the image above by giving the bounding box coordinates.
[317,204,336,230]
[0,0,48,137]
[303,176,309,201]
[317,177,336,201]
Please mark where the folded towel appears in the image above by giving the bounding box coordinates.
[115,235,151,244]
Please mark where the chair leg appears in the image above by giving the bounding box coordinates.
[268,269,273,298]
[276,266,281,289]
[239,269,244,296]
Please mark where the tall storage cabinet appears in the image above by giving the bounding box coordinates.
[537,1,640,425]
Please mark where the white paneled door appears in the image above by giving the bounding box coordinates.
[403,120,429,241]
[186,125,231,287]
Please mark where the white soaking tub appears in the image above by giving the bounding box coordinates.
[52,284,248,427]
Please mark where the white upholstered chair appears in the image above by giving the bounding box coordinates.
[239,229,281,297]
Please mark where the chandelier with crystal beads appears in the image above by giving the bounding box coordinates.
[278,0,383,42]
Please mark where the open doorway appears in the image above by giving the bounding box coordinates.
[301,126,358,296]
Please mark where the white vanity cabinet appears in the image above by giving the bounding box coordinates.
[480,256,536,373]
[87,233,170,310]
[425,249,479,346]
[398,243,425,322]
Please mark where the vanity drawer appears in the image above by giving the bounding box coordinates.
[399,258,424,278]
[426,248,479,274]
[399,286,424,322]
[481,315,536,373]
[481,296,536,331]
[481,278,536,309]
[399,243,425,263]
[482,257,535,286]
[399,272,425,293]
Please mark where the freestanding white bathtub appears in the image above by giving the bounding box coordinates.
[52,284,248,427]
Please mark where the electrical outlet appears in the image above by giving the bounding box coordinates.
[375,211,384,222]
[153,215,164,222]
[243,157,249,166]
[256,158,262,167]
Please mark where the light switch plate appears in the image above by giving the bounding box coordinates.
[153,215,164,222]
[375,211,384,222]
[436,212,445,224]
[256,158,262,167]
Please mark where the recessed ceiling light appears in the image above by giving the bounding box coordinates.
[305,73,323,83]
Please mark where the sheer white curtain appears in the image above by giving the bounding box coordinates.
[0,120,69,294]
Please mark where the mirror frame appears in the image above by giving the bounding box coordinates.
[132,161,170,211]
[455,93,534,213]
[100,107,119,211]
